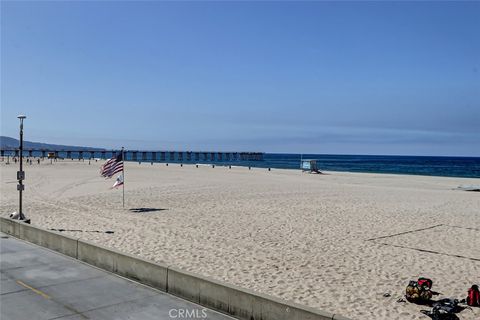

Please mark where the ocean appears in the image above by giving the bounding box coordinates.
[131,152,480,178]
[261,154,480,178]
[5,150,479,179]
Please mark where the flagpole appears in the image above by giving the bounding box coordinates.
[122,147,125,208]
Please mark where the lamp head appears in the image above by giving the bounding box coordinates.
[17,115,26,120]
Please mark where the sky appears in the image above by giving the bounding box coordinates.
[1,1,479,156]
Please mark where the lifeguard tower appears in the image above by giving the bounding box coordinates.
[301,159,321,174]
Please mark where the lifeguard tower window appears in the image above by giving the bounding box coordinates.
[301,159,320,173]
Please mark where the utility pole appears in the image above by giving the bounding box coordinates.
[17,115,26,220]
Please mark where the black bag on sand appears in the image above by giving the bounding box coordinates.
[421,299,463,320]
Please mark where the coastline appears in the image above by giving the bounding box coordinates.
[3,150,479,178]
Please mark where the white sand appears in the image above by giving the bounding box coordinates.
[1,160,479,319]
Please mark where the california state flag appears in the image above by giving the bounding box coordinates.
[111,174,124,189]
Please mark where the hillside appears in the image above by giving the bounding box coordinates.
[0,136,105,151]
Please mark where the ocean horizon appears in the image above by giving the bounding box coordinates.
[262,153,480,178]
[5,151,479,179]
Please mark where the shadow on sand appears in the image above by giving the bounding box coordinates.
[129,208,167,213]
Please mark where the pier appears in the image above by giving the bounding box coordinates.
[0,148,264,162]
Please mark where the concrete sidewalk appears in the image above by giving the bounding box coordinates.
[0,233,235,320]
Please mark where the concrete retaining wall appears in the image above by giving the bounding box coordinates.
[0,217,78,258]
[0,217,17,236]
[77,239,168,291]
[0,217,351,320]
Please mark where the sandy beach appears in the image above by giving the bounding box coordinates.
[1,160,479,320]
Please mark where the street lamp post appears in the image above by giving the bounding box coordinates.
[17,115,26,220]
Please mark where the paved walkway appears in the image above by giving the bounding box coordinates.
[0,233,235,320]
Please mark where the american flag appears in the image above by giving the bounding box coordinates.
[100,153,123,178]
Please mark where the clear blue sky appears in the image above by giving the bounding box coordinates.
[1,1,479,156]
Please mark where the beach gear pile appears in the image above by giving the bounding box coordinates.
[406,277,433,302]
[404,277,479,319]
